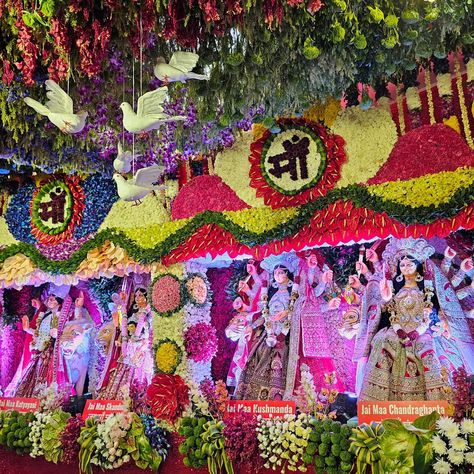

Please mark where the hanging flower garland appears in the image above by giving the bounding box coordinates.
[183,273,211,307]
[149,273,186,317]
[249,117,346,208]
[154,339,183,375]
[30,175,85,245]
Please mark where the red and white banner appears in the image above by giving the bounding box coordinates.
[358,400,451,424]
[0,397,40,413]
[83,400,127,419]
[226,400,296,418]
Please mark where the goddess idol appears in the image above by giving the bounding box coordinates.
[10,285,72,397]
[234,253,301,400]
[355,237,474,401]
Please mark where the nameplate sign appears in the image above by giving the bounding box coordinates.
[0,397,40,413]
[83,400,128,419]
[358,400,451,424]
[226,400,296,418]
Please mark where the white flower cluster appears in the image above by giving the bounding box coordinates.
[432,417,474,474]
[29,412,53,458]
[91,413,132,470]
[182,378,210,417]
[36,382,68,412]
[256,414,311,473]
[299,366,318,413]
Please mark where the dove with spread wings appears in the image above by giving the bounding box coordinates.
[154,52,209,83]
[113,164,166,203]
[120,87,187,134]
[24,80,88,134]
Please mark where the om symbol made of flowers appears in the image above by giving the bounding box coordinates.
[30,176,85,245]
[261,124,327,195]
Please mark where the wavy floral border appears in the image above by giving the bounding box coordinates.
[0,179,472,278]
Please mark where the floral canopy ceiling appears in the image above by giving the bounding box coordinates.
[0,0,474,174]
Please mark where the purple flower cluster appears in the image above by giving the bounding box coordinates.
[183,322,218,363]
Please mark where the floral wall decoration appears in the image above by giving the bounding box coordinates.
[182,262,215,385]
[5,173,117,248]
[249,117,346,208]
[151,264,186,378]
[30,175,85,245]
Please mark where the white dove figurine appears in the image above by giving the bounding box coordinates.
[120,87,187,134]
[113,142,141,174]
[24,80,88,134]
[154,52,209,83]
[113,164,166,203]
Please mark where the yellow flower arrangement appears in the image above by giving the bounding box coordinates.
[0,254,35,286]
[367,167,474,208]
[0,217,19,246]
[405,87,421,110]
[331,106,398,187]
[223,206,298,233]
[252,123,268,141]
[303,97,341,127]
[99,193,170,232]
[122,219,189,248]
[155,341,182,374]
[214,131,265,208]
[444,115,461,134]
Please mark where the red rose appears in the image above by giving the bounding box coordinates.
[146,374,189,423]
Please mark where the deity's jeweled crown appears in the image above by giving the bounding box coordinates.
[382,237,435,275]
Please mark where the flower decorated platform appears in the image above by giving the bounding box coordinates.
[0,2,474,474]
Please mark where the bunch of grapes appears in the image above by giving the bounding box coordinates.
[140,414,171,460]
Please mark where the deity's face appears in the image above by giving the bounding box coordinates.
[135,290,147,308]
[233,297,243,311]
[306,253,318,268]
[127,323,137,335]
[399,257,417,277]
[46,295,60,309]
[274,267,289,285]
[96,321,115,353]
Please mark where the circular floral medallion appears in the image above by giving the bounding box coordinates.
[30,175,85,245]
[184,274,210,306]
[261,125,326,195]
[154,339,182,374]
[249,117,346,208]
[150,273,184,317]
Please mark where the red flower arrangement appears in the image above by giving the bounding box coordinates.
[146,374,190,423]
[367,124,474,185]
[184,322,218,363]
[223,413,262,470]
[249,117,347,209]
[171,175,250,220]
[61,415,85,464]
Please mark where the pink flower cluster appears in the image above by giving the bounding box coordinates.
[184,322,218,363]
